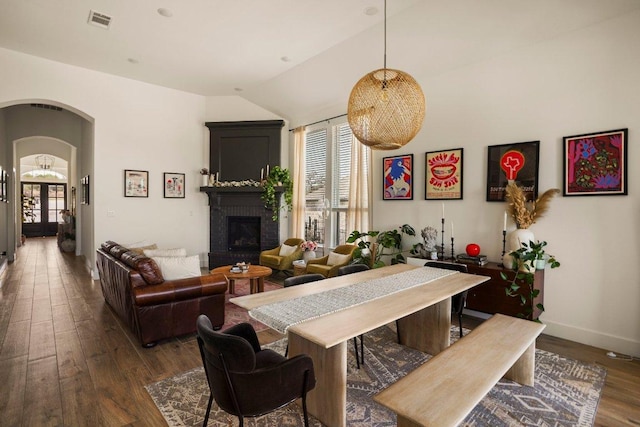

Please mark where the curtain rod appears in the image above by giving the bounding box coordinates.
[288,113,347,131]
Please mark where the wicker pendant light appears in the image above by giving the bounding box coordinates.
[347,0,425,150]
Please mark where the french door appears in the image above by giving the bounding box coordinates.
[21,182,67,237]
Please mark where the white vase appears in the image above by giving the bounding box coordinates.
[201,175,209,187]
[506,228,534,252]
[303,251,316,262]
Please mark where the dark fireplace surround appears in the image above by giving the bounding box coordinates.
[202,120,284,269]
[202,188,280,268]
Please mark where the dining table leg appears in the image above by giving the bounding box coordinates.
[288,331,348,427]
[396,297,452,356]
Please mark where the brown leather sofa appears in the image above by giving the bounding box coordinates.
[96,241,227,347]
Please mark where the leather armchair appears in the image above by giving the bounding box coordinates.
[196,315,316,427]
[259,238,304,275]
[305,244,357,278]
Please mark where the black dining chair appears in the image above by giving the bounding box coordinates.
[337,263,370,369]
[196,315,316,427]
[424,261,469,338]
[283,273,325,287]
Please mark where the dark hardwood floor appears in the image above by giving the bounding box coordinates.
[0,238,638,426]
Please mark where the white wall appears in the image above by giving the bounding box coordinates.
[0,47,210,270]
[372,11,640,356]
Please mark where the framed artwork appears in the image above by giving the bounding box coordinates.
[163,172,185,198]
[563,128,627,196]
[0,167,5,202]
[425,148,463,200]
[383,154,413,200]
[81,175,90,204]
[486,141,539,202]
[124,169,149,198]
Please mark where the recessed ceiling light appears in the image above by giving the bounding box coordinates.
[234,88,243,92]
[364,6,378,16]
[157,8,173,17]
[281,56,291,63]
[127,58,139,64]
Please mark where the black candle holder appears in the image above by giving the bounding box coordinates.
[450,237,455,261]
[499,229,507,267]
[440,217,445,260]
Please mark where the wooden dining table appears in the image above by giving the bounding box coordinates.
[230,263,490,427]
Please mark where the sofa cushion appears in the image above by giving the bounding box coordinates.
[327,252,351,266]
[135,257,165,285]
[109,245,129,259]
[144,248,187,257]
[151,255,201,280]
[278,243,297,256]
[128,243,158,255]
[102,240,119,252]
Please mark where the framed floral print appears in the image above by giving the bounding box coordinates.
[163,172,185,198]
[425,148,463,200]
[383,154,413,200]
[563,128,627,196]
[124,169,148,198]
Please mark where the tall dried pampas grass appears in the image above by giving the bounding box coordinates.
[505,183,559,229]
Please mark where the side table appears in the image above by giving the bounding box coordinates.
[292,260,307,276]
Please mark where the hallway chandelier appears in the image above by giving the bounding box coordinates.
[347,0,425,150]
[35,155,54,170]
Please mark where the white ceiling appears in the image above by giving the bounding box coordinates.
[1,0,639,124]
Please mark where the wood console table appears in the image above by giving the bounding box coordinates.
[464,262,544,320]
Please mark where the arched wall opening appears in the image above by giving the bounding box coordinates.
[0,100,94,270]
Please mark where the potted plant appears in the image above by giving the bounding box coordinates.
[200,168,210,187]
[347,224,415,268]
[502,240,560,322]
[261,166,293,221]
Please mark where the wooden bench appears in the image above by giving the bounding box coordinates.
[374,313,546,427]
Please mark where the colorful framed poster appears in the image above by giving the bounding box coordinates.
[563,128,627,196]
[383,154,413,200]
[124,169,148,198]
[163,172,185,198]
[486,141,539,202]
[425,148,463,200]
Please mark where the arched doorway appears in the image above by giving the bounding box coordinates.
[0,100,94,265]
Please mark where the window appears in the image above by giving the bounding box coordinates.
[304,121,369,249]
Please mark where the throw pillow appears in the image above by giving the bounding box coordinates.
[151,255,201,280]
[143,248,187,257]
[279,243,297,257]
[135,257,165,285]
[327,252,351,266]
[128,244,158,255]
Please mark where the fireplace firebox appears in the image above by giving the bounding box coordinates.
[227,216,261,252]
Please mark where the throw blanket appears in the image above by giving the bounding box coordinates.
[249,267,455,333]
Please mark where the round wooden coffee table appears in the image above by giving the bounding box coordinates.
[210,265,273,294]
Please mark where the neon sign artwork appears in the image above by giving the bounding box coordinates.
[500,150,525,181]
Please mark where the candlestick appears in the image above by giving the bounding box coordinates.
[503,211,507,231]
[440,217,445,260]
[451,237,455,261]
[261,168,264,181]
[499,229,507,267]
[451,221,454,239]
[441,203,445,219]
[266,164,270,176]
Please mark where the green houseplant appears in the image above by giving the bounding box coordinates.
[261,166,293,221]
[502,240,560,322]
[347,224,416,268]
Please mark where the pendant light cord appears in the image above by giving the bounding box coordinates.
[384,0,387,70]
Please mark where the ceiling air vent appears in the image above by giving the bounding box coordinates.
[88,10,112,29]
[30,104,62,111]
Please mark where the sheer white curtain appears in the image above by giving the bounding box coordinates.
[291,126,306,238]
[346,135,371,234]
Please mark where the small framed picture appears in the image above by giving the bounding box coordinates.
[486,141,540,202]
[163,172,185,198]
[563,128,628,196]
[425,148,463,200]
[81,175,90,204]
[124,169,149,198]
[383,154,413,200]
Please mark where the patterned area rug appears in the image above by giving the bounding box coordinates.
[222,279,281,332]
[146,325,606,427]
